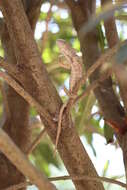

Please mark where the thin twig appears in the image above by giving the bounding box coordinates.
[74,70,112,105]
[68,40,127,106]
[26,128,46,155]
[49,175,127,188]
[3,174,127,190]
[72,39,127,97]
[89,111,101,120]
[0,57,19,77]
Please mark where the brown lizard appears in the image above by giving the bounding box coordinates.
[57,39,83,94]
[55,39,83,152]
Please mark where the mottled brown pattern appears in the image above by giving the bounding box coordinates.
[57,39,83,92]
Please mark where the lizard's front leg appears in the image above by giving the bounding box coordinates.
[63,85,77,99]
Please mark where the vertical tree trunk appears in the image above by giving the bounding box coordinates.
[0,16,30,190]
[0,1,43,188]
[101,0,127,181]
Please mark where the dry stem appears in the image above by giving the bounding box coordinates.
[26,128,46,155]
[3,174,127,190]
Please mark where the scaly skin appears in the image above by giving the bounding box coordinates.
[57,39,83,92]
[54,40,83,152]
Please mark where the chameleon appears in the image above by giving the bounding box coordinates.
[55,39,83,151]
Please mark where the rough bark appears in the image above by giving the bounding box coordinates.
[0,0,43,189]
[0,14,29,190]
[0,0,104,190]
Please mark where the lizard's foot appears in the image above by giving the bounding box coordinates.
[63,86,70,96]
[63,86,77,99]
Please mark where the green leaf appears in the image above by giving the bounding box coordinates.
[34,153,50,176]
[102,160,110,177]
[97,23,105,52]
[104,123,114,144]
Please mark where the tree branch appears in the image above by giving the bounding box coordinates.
[0,128,56,190]
[49,175,127,188]
[4,174,127,190]
[0,57,19,76]
[0,17,30,188]
[74,70,112,105]
[26,128,46,155]
[25,0,45,30]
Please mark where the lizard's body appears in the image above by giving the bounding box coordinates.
[55,40,83,151]
[57,39,83,93]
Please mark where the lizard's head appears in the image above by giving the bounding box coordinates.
[56,39,77,58]
[56,39,82,69]
[56,39,67,51]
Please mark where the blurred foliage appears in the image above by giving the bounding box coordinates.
[32,142,60,176]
